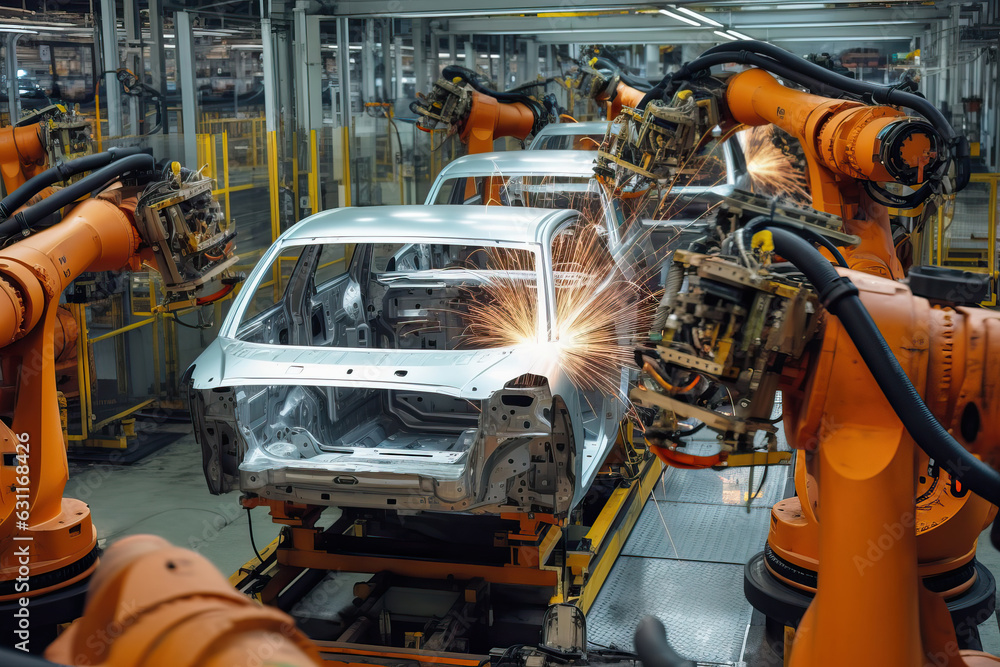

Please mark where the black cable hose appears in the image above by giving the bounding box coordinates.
[636,50,846,114]
[634,616,696,667]
[698,41,953,137]
[590,56,654,92]
[247,507,264,563]
[671,41,970,191]
[442,65,536,106]
[0,153,154,242]
[742,215,849,268]
[764,226,1000,507]
[0,147,143,220]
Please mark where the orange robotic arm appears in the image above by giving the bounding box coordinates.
[411,68,547,154]
[457,91,537,154]
[603,82,645,121]
[0,154,238,643]
[0,123,46,194]
[723,67,947,277]
[44,535,323,667]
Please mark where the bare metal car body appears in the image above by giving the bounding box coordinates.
[527,121,609,151]
[187,206,631,518]
[424,148,746,276]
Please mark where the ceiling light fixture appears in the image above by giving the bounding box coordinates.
[726,29,753,40]
[736,20,925,28]
[675,6,723,28]
[713,30,738,41]
[0,23,64,32]
[658,9,701,27]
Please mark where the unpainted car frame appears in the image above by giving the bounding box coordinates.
[187,205,632,519]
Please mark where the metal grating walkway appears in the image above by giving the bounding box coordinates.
[586,408,791,665]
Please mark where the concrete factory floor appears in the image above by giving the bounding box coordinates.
[67,424,1000,662]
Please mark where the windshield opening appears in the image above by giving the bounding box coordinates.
[234,242,540,351]
[531,133,605,151]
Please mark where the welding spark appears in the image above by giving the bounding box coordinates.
[742,126,811,205]
[463,223,650,400]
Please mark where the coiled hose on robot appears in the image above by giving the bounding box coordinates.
[636,40,970,198]
[0,153,155,243]
[0,146,143,220]
[760,226,1000,508]
[589,56,655,92]
[439,65,550,132]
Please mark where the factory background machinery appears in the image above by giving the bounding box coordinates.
[0,1,999,667]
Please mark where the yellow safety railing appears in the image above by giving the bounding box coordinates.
[927,172,999,306]
[196,115,266,167]
[67,287,161,448]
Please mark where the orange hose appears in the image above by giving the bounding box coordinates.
[643,362,700,394]
[196,282,235,306]
[648,442,722,469]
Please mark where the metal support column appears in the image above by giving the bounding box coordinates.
[499,35,507,86]
[4,34,22,124]
[294,3,323,132]
[393,35,404,99]
[100,0,122,137]
[276,23,294,143]
[381,18,393,99]
[176,11,198,167]
[428,23,439,83]
[524,38,538,84]
[361,19,376,101]
[413,19,427,99]
[338,16,352,207]
[448,34,457,65]
[294,2,323,216]
[464,37,475,71]
[147,0,168,133]
[261,5,282,238]
[645,44,661,81]
[947,3,962,117]
[123,0,141,136]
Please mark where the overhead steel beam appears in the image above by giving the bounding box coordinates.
[526,32,915,45]
[326,1,652,17]
[444,9,945,36]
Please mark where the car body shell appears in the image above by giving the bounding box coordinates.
[187,205,632,518]
[527,121,610,150]
[424,148,746,280]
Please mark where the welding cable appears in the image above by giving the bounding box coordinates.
[246,507,265,563]
[648,442,722,469]
[761,226,1000,507]
[642,362,700,395]
[634,616,697,667]
[742,215,849,268]
[0,153,155,242]
[196,282,237,306]
[0,146,143,220]
[442,66,548,131]
[590,56,655,92]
